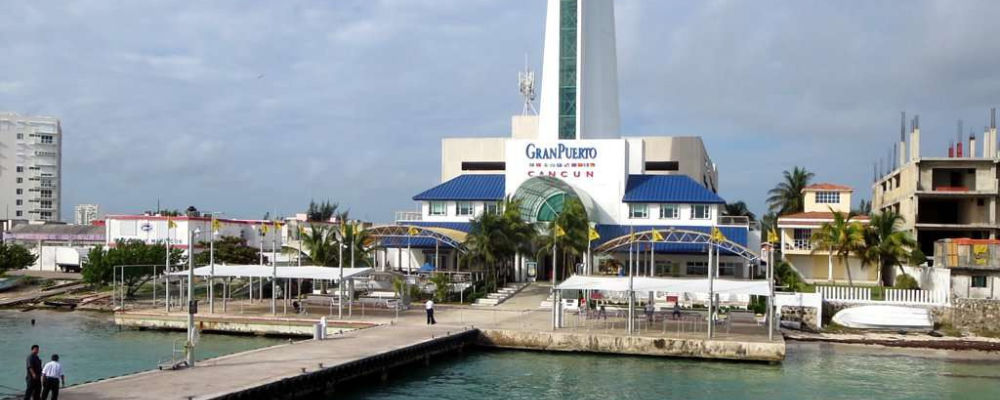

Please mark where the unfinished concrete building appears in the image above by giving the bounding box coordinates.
[872,109,999,261]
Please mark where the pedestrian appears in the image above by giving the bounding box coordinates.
[40,354,64,400]
[672,301,682,320]
[645,302,655,323]
[425,299,436,325]
[25,344,42,400]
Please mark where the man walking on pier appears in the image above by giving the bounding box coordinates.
[425,299,436,325]
[25,344,42,400]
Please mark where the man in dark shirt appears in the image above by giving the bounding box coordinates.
[25,344,42,400]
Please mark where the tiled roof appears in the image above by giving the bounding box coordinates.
[622,175,725,204]
[412,175,505,201]
[778,212,869,226]
[802,183,853,191]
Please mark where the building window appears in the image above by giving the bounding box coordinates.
[16,133,23,139]
[629,204,648,219]
[972,275,987,288]
[429,202,446,216]
[456,201,474,216]
[40,211,52,219]
[686,261,707,275]
[484,202,500,215]
[16,177,22,184]
[719,262,740,277]
[40,189,52,198]
[816,191,840,204]
[691,204,710,219]
[15,211,22,217]
[40,135,53,144]
[40,200,52,209]
[16,166,23,173]
[41,179,54,188]
[15,200,22,206]
[659,204,679,219]
[15,189,22,195]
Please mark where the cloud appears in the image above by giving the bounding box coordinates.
[0,0,998,221]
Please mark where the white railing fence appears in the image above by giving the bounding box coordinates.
[884,289,949,305]
[816,285,871,301]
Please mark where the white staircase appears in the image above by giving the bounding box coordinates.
[473,282,529,307]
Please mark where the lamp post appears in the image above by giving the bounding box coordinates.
[206,212,223,314]
[185,228,201,367]
[338,226,344,319]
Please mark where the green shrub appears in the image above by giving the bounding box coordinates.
[894,274,919,290]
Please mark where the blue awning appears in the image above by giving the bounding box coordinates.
[622,175,724,204]
[413,174,505,201]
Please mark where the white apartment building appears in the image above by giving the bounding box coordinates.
[74,203,100,225]
[0,112,62,222]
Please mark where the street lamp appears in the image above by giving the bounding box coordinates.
[185,227,201,367]
[205,212,224,314]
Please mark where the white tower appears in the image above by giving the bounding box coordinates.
[537,0,621,141]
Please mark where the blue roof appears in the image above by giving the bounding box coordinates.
[593,224,747,255]
[622,175,725,204]
[413,174,505,201]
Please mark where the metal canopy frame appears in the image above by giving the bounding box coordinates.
[592,228,760,262]
[364,225,467,253]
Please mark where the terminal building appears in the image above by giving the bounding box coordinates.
[391,0,756,280]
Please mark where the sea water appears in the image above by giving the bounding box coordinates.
[0,310,283,396]
[340,343,1000,400]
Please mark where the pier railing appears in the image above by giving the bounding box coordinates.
[815,285,949,306]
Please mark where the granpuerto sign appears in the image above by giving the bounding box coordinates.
[525,143,598,160]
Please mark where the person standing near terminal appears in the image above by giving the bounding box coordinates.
[25,344,42,400]
[425,299,436,325]
[40,354,64,400]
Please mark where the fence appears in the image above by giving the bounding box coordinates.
[884,288,949,305]
[815,286,871,301]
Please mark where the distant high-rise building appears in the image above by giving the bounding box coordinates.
[0,112,62,222]
[74,203,100,225]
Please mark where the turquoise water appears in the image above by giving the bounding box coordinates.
[0,310,284,395]
[341,344,1000,400]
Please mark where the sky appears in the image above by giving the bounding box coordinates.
[2,0,1000,223]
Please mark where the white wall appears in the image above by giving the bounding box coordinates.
[105,216,282,255]
[617,203,719,227]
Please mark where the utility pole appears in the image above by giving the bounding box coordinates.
[338,225,344,319]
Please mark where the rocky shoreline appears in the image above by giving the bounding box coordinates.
[783,330,1000,352]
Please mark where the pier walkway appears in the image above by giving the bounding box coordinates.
[62,323,472,400]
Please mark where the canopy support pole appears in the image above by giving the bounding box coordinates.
[707,242,715,339]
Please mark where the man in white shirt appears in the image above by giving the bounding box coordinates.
[40,354,64,400]
[425,299,436,325]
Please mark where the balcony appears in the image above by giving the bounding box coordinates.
[395,211,422,222]
[718,216,750,227]
[783,238,817,254]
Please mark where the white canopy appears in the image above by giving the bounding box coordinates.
[555,275,771,296]
[168,265,372,282]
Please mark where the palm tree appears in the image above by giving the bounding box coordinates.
[341,222,371,267]
[811,209,865,286]
[766,167,814,215]
[464,211,508,292]
[860,210,916,286]
[533,197,589,280]
[723,201,757,222]
[301,225,337,266]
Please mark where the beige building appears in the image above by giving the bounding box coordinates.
[778,183,874,284]
[872,110,999,260]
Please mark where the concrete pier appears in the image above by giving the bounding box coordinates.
[61,324,476,400]
[116,311,376,336]
[478,329,784,362]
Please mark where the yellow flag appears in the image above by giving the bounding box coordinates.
[588,227,600,241]
[710,227,726,242]
[274,221,283,231]
[554,224,566,238]
[261,224,270,234]
[767,229,779,244]
[167,218,177,229]
[211,218,221,232]
[651,229,664,242]
[628,228,635,241]
[407,226,420,236]
[298,225,306,235]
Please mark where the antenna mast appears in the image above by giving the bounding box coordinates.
[518,54,537,115]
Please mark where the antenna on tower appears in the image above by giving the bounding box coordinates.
[518,54,537,116]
